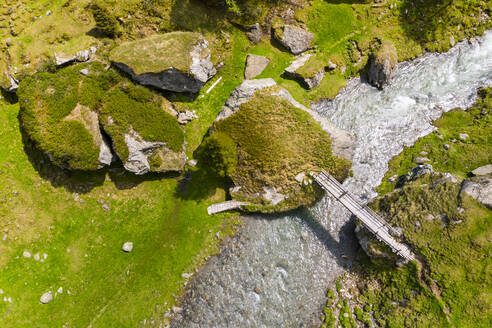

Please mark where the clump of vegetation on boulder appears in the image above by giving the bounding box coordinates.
[202,87,350,212]
[196,132,237,178]
[18,62,118,170]
[18,62,185,174]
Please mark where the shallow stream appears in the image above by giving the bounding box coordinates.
[171,31,492,327]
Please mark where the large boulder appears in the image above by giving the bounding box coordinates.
[472,164,492,176]
[99,84,186,175]
[17,63,116,170]
[367,40,398,89]
[273,25,314,55]
[18,63,185,174]
[109,32,217,93]
[202,79,352,213]
[284,53,326,89]
[460,176,492,209]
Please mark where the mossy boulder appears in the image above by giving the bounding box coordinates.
[18,63,185,174]
[367,40,398,89]
[284,54,326,89]
[18,62,116,170]
[109,32,217,93]
[99,83,186,175]
[201,79,351,213]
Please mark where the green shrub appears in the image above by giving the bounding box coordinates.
[197,132,238,177]
[90,2,120,38]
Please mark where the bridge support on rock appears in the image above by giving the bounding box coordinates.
[314,169,415,261]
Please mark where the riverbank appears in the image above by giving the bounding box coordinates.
[170,30,492,327]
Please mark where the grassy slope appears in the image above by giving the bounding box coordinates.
[321,89,492,328]
[0,100,240,327]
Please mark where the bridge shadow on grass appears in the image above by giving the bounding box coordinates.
[20,120,180,194]
[253,207,360,269]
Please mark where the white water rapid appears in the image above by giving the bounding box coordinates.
[171,31,492,327]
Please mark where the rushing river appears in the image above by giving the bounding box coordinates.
[171,31,492,327]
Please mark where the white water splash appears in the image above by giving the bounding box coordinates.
[171,31,492,328]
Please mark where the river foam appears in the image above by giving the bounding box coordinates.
[171,31,492,327]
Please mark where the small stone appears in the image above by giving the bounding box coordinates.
[451,139,457,143]
[181,272,192,279]
[437,134,444,140]
[23,250,31,258]
[122,242,133,253]
[0,289,3,294]
[343,312,349,318]
[327,61,337,70]
[388,175,398,182]
[172,306,183,314]
[43,253,48,259]
[187,159,198,167]
[40,291,53,304]
[102,204,110,211]
[413,156,430,164]
[33,253,40,261]
[419,151,428,156]
[215,232,220,239]
[57,287,63,294]
[46,10,51,16]
[443,144,450,150]
[459,133,469,141]
[5,38,12,47]
[2,234,7,241]
[79,68,90,76]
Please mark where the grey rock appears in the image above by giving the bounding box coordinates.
[471,164,492,176]
[75,50,91,62]
[368,41,398,89]
[6,75,19,92]
[262,186,286,206]
[23,250,31,258]
[460,176,492,208]
[404,164,434,181]
[244,54,270,80]
[98,136,114,167]
[273,25,314,55]
[123,129,166,175]
[413,156,430,164]
[284,54,325,89]
[459,133,469,141]
[245,23,263,43]
[5,38,12,47]
[40,291,53,304]
[45,10,51,16]
[54,53,75,66]
[34,253,40,261]
[187,159,198,167]
[122,242,134,252]
[102,204,110,211]
[443,143,450,150]
[327,61,337,70]
[79,68,90,76]
[419,151,428,156]
[177,110,198,125]
[216,78,277,121]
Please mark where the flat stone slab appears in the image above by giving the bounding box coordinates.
[244,54,270,80]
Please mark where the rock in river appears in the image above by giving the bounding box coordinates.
[368,40,398,89]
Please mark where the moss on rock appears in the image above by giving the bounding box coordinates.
[18,62,117,170]
[206,87,350,213]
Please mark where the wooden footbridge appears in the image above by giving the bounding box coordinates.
[314,169,415,261]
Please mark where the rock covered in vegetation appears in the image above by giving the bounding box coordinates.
[460,176,492,209]
[18,63,185,174]
[201,79,351,213]
[273,25,314,55]
[284,53,326,89]
[244,54,270,79]
[367,40,398,89]
[109,32,217,93]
